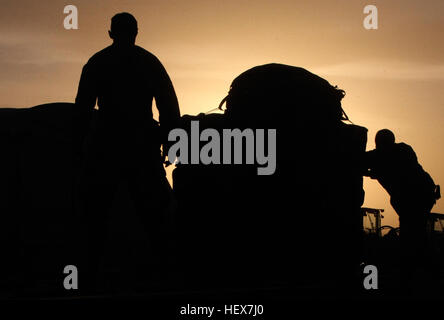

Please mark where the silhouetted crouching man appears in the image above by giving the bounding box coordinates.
[75,13,180,292]
[365,129,438,289]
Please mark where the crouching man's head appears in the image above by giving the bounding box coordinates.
[375,129,395,150]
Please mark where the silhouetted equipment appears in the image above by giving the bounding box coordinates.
[172,63,368,290]
[0,103,171,296]
[218,63,350,125]
[430,213,444,233]
[0,103,77,295]
[362,207,384,237]
[428,211,444,270]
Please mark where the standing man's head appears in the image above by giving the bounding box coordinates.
[375,129,395,150]
[108,12,138,46]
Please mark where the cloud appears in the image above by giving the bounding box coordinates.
[0,35,84,86]
[312,61,444,81]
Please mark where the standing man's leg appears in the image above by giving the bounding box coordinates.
[78,153,119,293]
[127,157,176,284]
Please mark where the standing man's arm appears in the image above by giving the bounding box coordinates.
[74,62,97,148]
[153,59,180,133]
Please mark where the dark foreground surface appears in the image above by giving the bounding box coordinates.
[1,100,443,306]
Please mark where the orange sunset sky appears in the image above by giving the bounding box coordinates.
[1,0,443,227]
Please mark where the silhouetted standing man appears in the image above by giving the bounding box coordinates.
[365,129,438,287]
[75,13,180,290]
